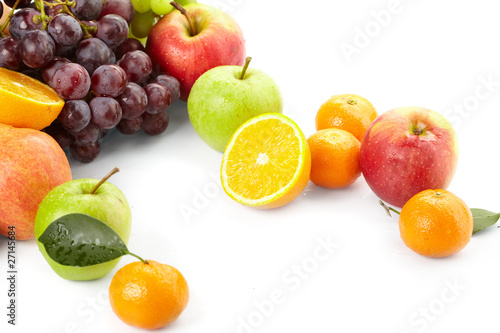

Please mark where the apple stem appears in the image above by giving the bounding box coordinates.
[170,1,195,36]
[240,56,252,80]
[89,167,120,195]
[379,200,401,217]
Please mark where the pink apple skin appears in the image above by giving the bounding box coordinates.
[360,107,458,208]
[0,124,72,240]
[146,4,245,101]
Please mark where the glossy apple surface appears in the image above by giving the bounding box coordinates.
[34,178,132,280]
[360,107,458,207]
[187,63,283,152]
[146,3,245,100]
[0,124,72,240]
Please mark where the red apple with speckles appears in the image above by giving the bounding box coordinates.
[360,107,458,207]
[0,124,72,240]
[146,2,245,101]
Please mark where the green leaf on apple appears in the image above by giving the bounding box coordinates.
[471,209,500,234]
[38,213,136,267]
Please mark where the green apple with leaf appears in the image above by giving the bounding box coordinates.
[187,57,283,152]
[34,168,132,281]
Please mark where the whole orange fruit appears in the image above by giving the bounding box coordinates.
[315,93,378,142]
[109,260,189,330]
[399,189,473,258]
[307,128,361,189]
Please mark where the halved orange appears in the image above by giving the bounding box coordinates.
[0,67,64,130]
[221,113,311,209]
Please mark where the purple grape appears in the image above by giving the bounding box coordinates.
[89,97,122,129]
[70,121,100,146]
[51,63,91,100]
[151,74,181,103]
[91,64,127,97]
[58,100,91,132]
[117,117,142,135]
[19,30,55,68]
[0,3,3,18]
[70,0,102,21]
[0,37,22,70]
[141,110,169,136]
[4,0,32,9]
[75,38,115,75]
[116,82,147,119]
[44,2,64,17]
[70,141,100,163]
[42,120,72,149]
[41,56,71,86]
[48,14,83,46]
[96,14,128,47]
[143,83,171,114]
[55,43,76,58]
[9,8,43,41]
[99,0,134,23]
[117,50,152,84]
[114,38,145,60]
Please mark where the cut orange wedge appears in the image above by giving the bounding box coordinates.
[221,113,311,209]
[0,67,64,130]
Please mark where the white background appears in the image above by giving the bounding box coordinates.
[2,0,500,332]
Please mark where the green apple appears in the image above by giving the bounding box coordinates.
[34,168,132,281]
[187,57,283,152]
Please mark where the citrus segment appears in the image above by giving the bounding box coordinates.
[221,113,311,208]
[0,67,64,130]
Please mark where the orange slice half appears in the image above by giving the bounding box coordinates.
[0,67,64,130]
[221,113,311,209]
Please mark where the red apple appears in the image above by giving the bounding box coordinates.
[0,124,72,240]
[146,3,245,101]
[360,107,458,207]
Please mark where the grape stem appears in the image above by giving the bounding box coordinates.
[379,200,401,217]
[170,1,195,36]
[89,167,120,195]
[1,0,94,38]
[0,0,21,37]
[35,0,49,29]
[239,57,252,80]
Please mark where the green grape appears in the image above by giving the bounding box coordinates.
[150,0,174,16]
[177,0,198,5]
[130,0,151,14]
[130,10,156,39]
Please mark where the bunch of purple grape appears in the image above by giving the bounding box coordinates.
[0,0,180,163]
